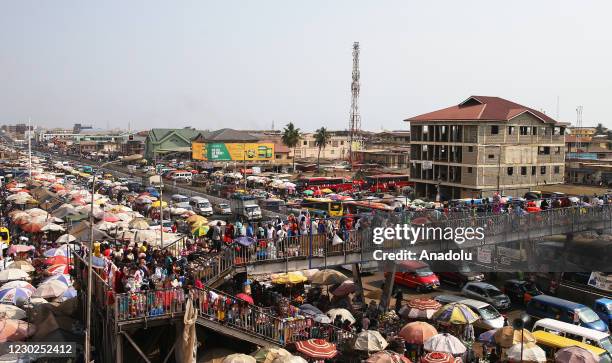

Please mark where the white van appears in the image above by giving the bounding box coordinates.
[434,295,505,330]
[189,196,213,216]
[532,318,612,355]
[171,172,192,183]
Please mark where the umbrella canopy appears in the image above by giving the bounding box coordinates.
[366,351,412,363]
[128,218,150,230]
[294,339,338,359]
[40,223,65,232]
[271,272,308,285]
[326,308,356,324]
[7,260,35,273]
[0,319,36,342]
[0,304,26,320]
[399,298,441,319]
[299,304,323,316]
[222,354,256,363]
[44,245,72,257]
[55,234,76,243]
[33,280,68,298]
[96,221,117,231]
[44,256,72,265]
[0,287,33,305]
[312,314,332,324]
[354,330,388,352]
[506,343,546,363]
[477,329,496,344]
[554,346,600,363]
[493,326,536,348]
[235,293,254,304]
[251,347,285,363]
[432,303,479,325]
[311,269,348,285]
[186,215,207,224]
[423,333,466,355]
[399,321,438,344]
[101,213,120,222]
[1,280,36,293]
[42,274,72,286]
[6,244,35,255]
[421,352,455,363]
[0,269,29,282]
[234,236,256,247]
[331,280,356,296]
[151,200,168,208]
[46,264,70,275]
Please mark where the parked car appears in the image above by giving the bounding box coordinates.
[213,202,232,215]
[388,261,440,292]
[503,279,543,304]
[434,295,505,331]
[430,260,484,287]
[594,298,612,328]
[526,295,609,332]
[461,282,511,310]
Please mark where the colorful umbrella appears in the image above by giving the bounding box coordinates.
[234,236,256,247]
[128,218,150,230]
[493,326,536,348]
[44,256,72,265]
[294,339,338,359]
[186,215,207,224]
[326,308,356,324]
[432,303,479,325]
[44,245,72,257]
[40,223,65,232]
[0,305,26,320]
[192,225,210,237]
[421,352,455,363]
[354,330,388,352]
[331,280,356,296]
[33,280,68,298]
[7,261,35,273]
[0,287,33,305]
[46,264,70,275]
[0,269,29,282]
[55,233,76,244]
[477,329,496,344]
[235,293,254,304]
[423,333,466,355]
[399,298,442,319]
[42,274,72,286]
[366,351,412,363]
[506,342,546,363]
[0,281,36,293]
[554,346,600,363]
[302,190,314,196]
[102,213,120,222]
[399,321,438,344]
[271,272,308,285]
[6,244,34,255]
[0,319,36,342]
[151,200,168,208]
[311,269,348,285]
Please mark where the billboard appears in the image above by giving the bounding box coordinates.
[192,142,275,162]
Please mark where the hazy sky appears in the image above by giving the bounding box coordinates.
[1,1,611,132]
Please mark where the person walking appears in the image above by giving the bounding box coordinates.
[212,221,222,252]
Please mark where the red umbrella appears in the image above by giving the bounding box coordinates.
[235,293,254,304]
[7,245,35,255]
[103,213,119,222]
[399,321,438,344]
[21,222,43,233]
[47,264,70,275]
[407,298,442,310]
[331,280,356,296]
[294,339,338,359]
[421,352,455,363]
[366,351,412,363]
[44,256,73,265]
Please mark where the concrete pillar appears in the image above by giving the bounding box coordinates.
[116,332,123,363]
[380,263,397,312]
[352,263,365,309]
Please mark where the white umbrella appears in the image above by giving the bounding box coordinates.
[55,234,76,244]
[33,280,69,299]
[0,269,29,282]
[326,308,356,324]
[423,333,466,355]
[222,354,255,363]
[0,304,27,320]
[29,297,48,306]
[354,330,388,352]
[40,223,65,232]
[208,220,227,226]
[506,343,546,363]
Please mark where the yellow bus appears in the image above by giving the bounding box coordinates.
[301,198,344,217]
[533,330,611,362]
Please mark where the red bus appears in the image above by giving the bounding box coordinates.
[361,174,412,193]
[296,177,354,193]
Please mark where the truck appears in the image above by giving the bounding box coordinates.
[230,194,262,221]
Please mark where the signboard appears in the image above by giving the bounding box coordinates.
[567,152,598,160]
[192,142,207,161]
[588,272,612,293]
[207,143,275,161]
[477,247,492,264]
[422,161,433,170]
[149,175,163,186]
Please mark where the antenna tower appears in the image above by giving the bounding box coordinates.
[576,106,583,151]
[348,41,361,168]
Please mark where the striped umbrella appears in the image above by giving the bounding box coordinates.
[423,333,466,355]
[399,298,442,319]
[44,245,72,257]
[366,351,412,363]
[432,303,479,325]
[294,339,338,359]
[0,304,27,320]
[399,321,438,344]
[43,274,72,286]
[0,319,36,342]
[44,256,72,265]
[33,280,68,298]
[0,287,32,305]
[46,264,70,275]
[0,281,36,293]
[421,352,455,363]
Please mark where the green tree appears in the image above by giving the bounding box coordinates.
[281,122,301,171]
[314,127,331,172]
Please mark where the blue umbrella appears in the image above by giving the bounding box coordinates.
[62,287,77,299]
[234,236,256,247]
[478,329,497,344]
[0,287,32,305]
[43,274,72,286]
[299,304,324,316]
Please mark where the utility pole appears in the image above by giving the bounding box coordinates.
[348,42,361,169]
[576,106,583,152]
[27,117,32,180]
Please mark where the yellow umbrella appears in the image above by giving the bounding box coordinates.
[271,272,308,285]
[186,215,207,224]
[192,225,209,237]
[321,188,333,194]
[151,200,168,208]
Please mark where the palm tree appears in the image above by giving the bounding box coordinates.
[314,127,331,172]
[281,122,301,171]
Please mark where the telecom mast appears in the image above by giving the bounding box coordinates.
[348,41,361,168]
[576,106,583,151]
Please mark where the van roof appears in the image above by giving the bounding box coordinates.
[533,318,609,339]
[531,295,587,310]
[532,330,607,354]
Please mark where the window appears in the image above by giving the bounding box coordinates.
[507,167,514,175]
[541,166,546,175]
[532,166,536,175]
[555,147,561,154]
[468,146,473,152]
[303,141,308,146]
[491,126,499,135]
[467,167,473,173]
[538,146,551,155]
[532,127,538,135]
[554,166,560,174]
[521,167,527,175]
[340,141,344,145]
[508,126,515,135]
[488,154,495,159]
[520,126,530,135]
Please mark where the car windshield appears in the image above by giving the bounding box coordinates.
[598,337,612,354]
[415,267,433,277]
[199,202,211,208]
[219,204,229,208]
[478,306,501,320]
[578,307,600,323]
[485,288,505,297]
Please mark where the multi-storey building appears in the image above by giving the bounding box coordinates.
[406,96,566,199]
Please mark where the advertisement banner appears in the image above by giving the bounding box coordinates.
[192,142,207,161]
[207,143,274,161]
[588,272,612,293]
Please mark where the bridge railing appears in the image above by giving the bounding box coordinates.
[113,287,187,322]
